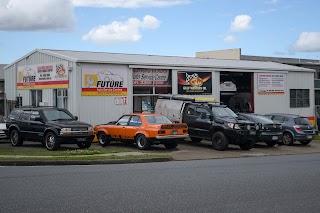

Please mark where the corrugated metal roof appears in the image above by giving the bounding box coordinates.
[5,49,316,72]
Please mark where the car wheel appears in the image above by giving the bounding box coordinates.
[299,140,312,145]
[77,140,92,149]
[282,132,294,145]
[190,137,202,143]
[164,141,178,149]
[266,141,276,147]
[136,134,151,150]
[212,131,229,151]
[10,129,23,146]
[239,140,255,150]
[45,132,60,151]
[98,132,110,147]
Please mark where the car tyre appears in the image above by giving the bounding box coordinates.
[164,141,178,149]
[212,131,229,151]
[45,131,60,151]
[239,140,255,150]
[299,140,311,145]
[77,140,92,149]
[98,132,110,147]
[282,132,294,146]
[136,134,151,150]
[266,141,276,147]
[10,129,23,146]
[190,137,202,143]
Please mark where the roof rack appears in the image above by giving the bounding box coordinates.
[158,94,218,103]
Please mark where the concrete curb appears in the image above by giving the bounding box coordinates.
[0,156,173,166]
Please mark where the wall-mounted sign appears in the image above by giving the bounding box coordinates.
[257,73,285,95]
[82,68,128,96]
[133,69,170,86]
[178,71,212,95]
[114,97,128,105]
[17,62,69,89]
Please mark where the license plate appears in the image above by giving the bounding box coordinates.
[171,130,178,135]
[77,138,86,142]
[307,135,313,139]
[249,130,256,135]
[272,136,278,140]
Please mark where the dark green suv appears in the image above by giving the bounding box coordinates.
[6,107,94,150]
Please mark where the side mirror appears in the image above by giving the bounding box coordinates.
[209,115,214,121]
[74,116,78,121]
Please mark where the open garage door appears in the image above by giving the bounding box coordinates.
[220,72,254,113]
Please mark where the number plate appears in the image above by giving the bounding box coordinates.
[307,135,313,139]
[171,130,178,135]
[249,130,256,135]
[272,136,278,140]
[77,138,86,142]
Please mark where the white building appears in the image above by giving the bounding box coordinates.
[4,49,316,126]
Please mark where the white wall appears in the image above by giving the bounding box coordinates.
[254,71,315,117]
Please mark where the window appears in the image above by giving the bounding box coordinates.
[19,110,31,121]
[272,115,286,124]
[116,115,130,126]
[129,116,142,126]
[54,89,68,109]
[31,90,42,107]
[30,111,41,121]
[290,89,310,108]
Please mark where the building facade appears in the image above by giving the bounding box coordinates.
[4,49,315,126]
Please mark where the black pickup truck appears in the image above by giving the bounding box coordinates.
[155,95,259,151]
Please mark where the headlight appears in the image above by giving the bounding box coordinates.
[61,128,71,132]
[88,126,93,131]
[255,124,260,131]
[228,123,240,129]
[247,125,251,130]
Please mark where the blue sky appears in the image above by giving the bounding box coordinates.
[1,0,320,64]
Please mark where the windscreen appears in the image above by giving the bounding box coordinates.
[211,107,237,118]
[294,117,312,125]
[43,109,74,121]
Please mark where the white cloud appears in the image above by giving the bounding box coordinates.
[72,0,191,8]
[256,8,277,14]
[290,32,320,52]
[224,35,236,44]
[230,15,253,32]
[0,0,76,31]
[264,0,278,4]
[82,15,160,44]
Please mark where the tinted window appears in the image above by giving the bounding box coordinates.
[19,110,31,121]
[30,111,41,121]
[186,106,196,116]
[251,115,274,124]
[8,109,22,120]
[294,117,312,125]
[272,115,286,123]
[43,109,73,121]
[211,107,237,118]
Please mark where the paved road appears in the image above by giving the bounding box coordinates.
[1,153,320,213]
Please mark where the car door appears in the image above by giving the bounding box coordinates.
[18,110,32,139]
[125,115,141,140]
[182,104,200,137]
[28,110,45,140]
[108,115,130,139]
[192,106,213,139]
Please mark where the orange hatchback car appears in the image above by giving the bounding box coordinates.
[94,113,189,150]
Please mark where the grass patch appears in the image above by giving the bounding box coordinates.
[314,135,320,140]
[0,148,134,156]
[0,154,170,161]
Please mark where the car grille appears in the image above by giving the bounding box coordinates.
[72,127,87,131]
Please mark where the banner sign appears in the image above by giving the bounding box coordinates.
[17,62,69,89]
[133,68,170,86]
[258,73,285,95]
[82,68,127,96]
[178,71,212,95]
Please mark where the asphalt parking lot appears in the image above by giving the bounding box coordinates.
[1,138,320,161]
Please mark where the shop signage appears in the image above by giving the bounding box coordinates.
[178,71,212,95]
[257,73,285,95]
[114,97,128,105]
[133,69,170,86]
[82,68,128,96]
[17,62,69,89]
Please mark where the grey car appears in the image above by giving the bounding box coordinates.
[264,113,315,145]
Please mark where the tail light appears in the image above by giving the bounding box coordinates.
[158,130,166,134]
[294,125,302,131]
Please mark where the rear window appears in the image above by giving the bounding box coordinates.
[294,117,312,125]
[145,115,172,125]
